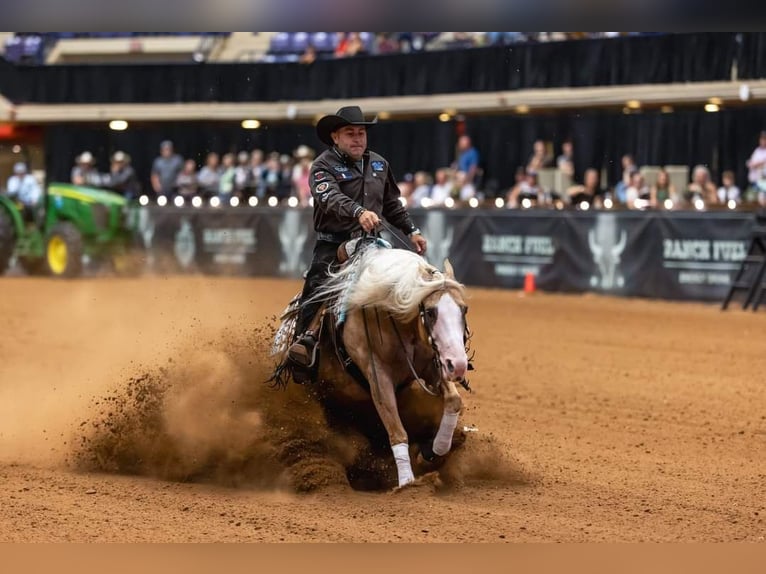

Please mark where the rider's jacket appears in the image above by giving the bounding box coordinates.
[309,146,418,242]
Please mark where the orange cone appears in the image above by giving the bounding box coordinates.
[524,272,536,294]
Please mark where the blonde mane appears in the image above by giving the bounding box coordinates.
[311,246,465,323]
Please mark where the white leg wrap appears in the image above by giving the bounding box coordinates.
[391,443,415,487]
[432,411,459,456]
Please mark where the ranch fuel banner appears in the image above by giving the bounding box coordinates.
[136,207,758,302]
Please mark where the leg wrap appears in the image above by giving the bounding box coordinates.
[432,412,459,456]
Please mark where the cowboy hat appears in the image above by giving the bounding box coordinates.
[316,106,377,146]
[293,144,315,160]
[111,150,129,163]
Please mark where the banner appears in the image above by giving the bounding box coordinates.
[134,207,756,302]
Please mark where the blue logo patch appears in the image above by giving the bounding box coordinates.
[333,165,349,173]
[371,161,385,172]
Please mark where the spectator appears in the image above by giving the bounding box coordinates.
[557,140,575,177]
[507,170,543,208]
[453,170,476,201]
[233,151,252,196]
[455,135,480,186]
[685,165,717,206]
[745,130,766,205]
[71,151,102,187]
[6,161,42,221]
[526,140,554,173]
[335,32,364,57]
[566,168,604,206]
[430,168,453,206]
[650,167,679,208]
[150,140,183,197]
[262,152,283,198]
[397,173,415,204]
[614,154,637,204]
[291,145,315,206]
[278,154,295,200]
[374,33,400,54]
[218,153,237,198]
[717,170,741,205]
[299,44,317,65]
[105,151,140,200]
[197,152,221,198]
[249,149,265,198]
[175,159,199,198]
[625,171,650,209]
[409,171,434,206]
[485,32,526,45]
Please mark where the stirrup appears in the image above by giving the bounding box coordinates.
[287,333,318,368]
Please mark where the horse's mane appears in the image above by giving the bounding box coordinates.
[311,245,465,323]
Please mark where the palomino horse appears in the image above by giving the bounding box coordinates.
[270,242,473,489]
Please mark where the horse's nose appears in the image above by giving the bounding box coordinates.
[444,357,467,380]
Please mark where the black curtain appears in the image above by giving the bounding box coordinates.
[738,32,766,79]
[9,33,741,105]
[44,106,766,195]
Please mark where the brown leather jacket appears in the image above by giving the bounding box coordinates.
[310,146,418,241]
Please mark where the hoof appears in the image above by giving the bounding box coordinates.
[391,472,444,494]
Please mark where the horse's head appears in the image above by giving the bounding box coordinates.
[419,259,470,383]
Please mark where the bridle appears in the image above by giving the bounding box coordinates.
[416,287,474,393]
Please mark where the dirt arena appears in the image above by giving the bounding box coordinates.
[1,274,765,542]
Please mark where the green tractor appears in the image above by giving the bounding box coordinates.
[0,182,138,278]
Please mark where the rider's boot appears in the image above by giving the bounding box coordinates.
[287,329,319,368]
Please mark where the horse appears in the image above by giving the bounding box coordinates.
[269,240,474,489]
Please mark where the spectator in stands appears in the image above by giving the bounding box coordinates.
[409,171,434,206]
[233,151,252,196]
[526,140,554,173]
[485,32,526,45]
[262,152,282,198]
[397,173,415,204]
[507,170,543,208]
[335,33,364,57]
[105,151,140,200]
[299,44,317,65]
[292,145,315,206]
[218,153,237,199]
[625,171,650,209]
[716,170,741,205]
[249,149,265,198]
[71,151,102,187]
[455,135,480,186]
[278,154,295,200]
[374,33,400,54]
[175,159,198,198]
[614,154,637,204]
[745,130,766,205]
[453,170,476,201]
[430,168,453,206]
[557,140,575,177]
[685,165,717,206]
[150,140,183,197]
[566,168,604,207]
[197,152,221,198]
[650,168,679,208]
[6,161,41,221]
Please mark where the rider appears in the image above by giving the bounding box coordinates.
[287,105,428,367]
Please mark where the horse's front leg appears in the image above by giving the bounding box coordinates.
[422,379,462,461]
[367,365,414,487]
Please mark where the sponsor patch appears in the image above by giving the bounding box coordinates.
[314,171,328,182]
[316,182,330,193]
[371,160,385,172]
[333,165,349,172]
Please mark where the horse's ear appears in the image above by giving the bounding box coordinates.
[443,258,455,280]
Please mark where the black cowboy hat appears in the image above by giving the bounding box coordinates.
[316,106,377,146]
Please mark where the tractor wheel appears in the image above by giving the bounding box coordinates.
[45,222,84,278]
[0,208,15,275]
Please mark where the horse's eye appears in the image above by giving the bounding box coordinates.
[425,308,438,322]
